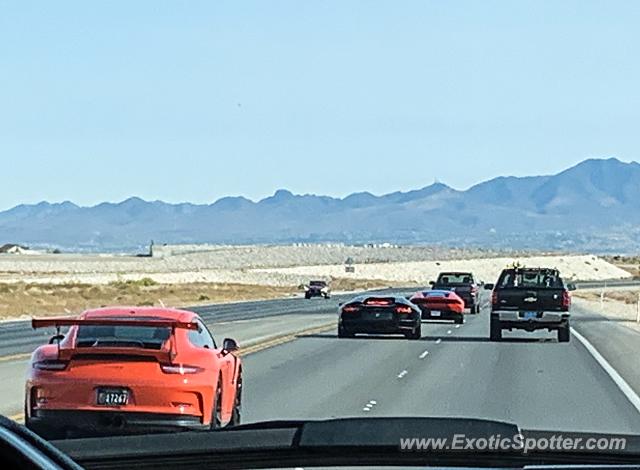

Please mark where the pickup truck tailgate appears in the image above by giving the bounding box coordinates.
[494,288,566,312]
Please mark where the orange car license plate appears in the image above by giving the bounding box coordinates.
[96,388,128,406]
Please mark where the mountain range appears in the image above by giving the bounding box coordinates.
[2,158,640,253]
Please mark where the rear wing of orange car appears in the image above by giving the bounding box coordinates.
[32,317,199,331]
[31,317,199,362]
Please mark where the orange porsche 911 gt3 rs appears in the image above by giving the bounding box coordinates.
[25,307,242,440]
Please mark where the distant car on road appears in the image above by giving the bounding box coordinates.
[410,289,466,324]
[304,280,331,299]
[26,307,243,440]
[430,272,481,313]
[484,266,575,342]
[338,295,421,339]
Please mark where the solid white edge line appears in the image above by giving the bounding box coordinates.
[571,327,640,414]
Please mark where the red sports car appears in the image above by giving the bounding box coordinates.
[410,289,466,324]
[25,307,242,439]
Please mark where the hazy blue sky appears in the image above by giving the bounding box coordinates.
[1,0,639,209]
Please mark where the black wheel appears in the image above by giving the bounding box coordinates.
[474,303,481,314]
[454,315,464,325]
[405,323,422,340]
[210,375,223,429]
[338,325,354,338]
[489,317,502,341]
[228,371,242,427]
[558,323,570,343]
[305,293,311,299]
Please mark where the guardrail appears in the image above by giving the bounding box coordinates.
[575,279,640,289]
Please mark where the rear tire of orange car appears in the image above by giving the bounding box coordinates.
[210,375,223,429]
[228,371,242,427]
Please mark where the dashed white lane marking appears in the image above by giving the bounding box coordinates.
[571,328,640,413]
[455,324,461,329]
[446,330,452,335]
[419,350,429,359]
[435,338,442,344]
[363,399,378,412]
[397,370,408,379]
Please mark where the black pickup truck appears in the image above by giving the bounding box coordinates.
[430,272,481,313]
[484,267,575,342]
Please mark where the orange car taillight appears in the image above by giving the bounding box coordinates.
[395,306,413,314]
[33,360,68,371]
[160,364,204,374]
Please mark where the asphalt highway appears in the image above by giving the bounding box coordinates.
[241,301,640,434]
[1,288,639,437]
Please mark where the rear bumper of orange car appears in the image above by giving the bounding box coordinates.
[27,409,208,439]
[414,302,465,319]
[25,367,218,438]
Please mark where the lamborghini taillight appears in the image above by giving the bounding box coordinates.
[395,306,413,314]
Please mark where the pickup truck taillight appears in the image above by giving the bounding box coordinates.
[491,290,498,307]
[562,290,571,310]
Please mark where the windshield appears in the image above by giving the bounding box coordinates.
[3,1,640,467]
[498,270,564,288]
[436,273,473,285]
[76,324,170,349]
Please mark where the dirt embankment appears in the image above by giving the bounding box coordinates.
[0,280,294,320]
